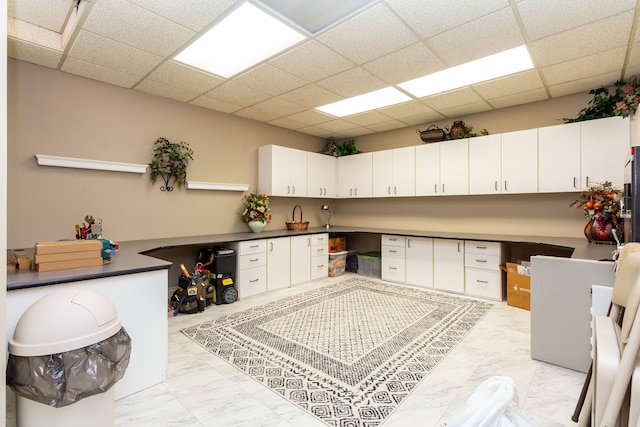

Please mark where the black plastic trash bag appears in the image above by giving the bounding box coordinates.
[6,327,131,408]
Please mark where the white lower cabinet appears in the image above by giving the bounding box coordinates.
[311,233,329,280]
[464,241,507,300]
[433,239,465,293]
[267,237,290,291]
[382,235,406,283]
[406,237,433,288]
[231,240,267,299]
[290,235,311,285]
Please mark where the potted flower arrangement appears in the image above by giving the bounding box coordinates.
[570,181,623,243]
[148,137,194,191]
[239,192,272,233]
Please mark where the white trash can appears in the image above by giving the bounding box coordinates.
[6,288,131,427]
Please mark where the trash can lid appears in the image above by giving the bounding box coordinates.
[9,288,122,356]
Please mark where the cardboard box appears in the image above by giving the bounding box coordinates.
[35,240,102,254]
[505,262,531,310]
[329,236,346,253]
[35,257,104,272]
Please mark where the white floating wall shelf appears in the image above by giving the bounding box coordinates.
[35,154,147,174]
[186,181,250,192]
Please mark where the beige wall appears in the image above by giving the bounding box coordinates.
[8,59,598,248]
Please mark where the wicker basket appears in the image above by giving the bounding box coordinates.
[286,204,309,230]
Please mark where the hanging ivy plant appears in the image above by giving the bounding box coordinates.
[148,137,194,191]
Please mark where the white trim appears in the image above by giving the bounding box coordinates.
[186,181,250,192]
[35,154,147,174]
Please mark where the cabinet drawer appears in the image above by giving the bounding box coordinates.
[382,245,405,258]
[311,255,328,280]
[312,245,328,257]
[238,252,267,269]
[237,266,267,299]
[382,257,405,283]
[236,240,267,255]
[465,241,501,256]
[465,268,503,300]
[464,253,501,270]
[382,235,405,246]
[311,233,328,246]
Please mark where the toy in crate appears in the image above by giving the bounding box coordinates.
[286,204,309,230]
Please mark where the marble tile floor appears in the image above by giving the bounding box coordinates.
[6,273,587,426]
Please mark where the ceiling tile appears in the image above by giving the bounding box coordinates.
[344,110,398,126]
[142,60,225,94]
[67,30,163,78]
[267,117,307,131]
[286,109,335,126]
[548,71,621,98]
[363,42,446,85]
[624,42,640,80]
[8,38,63,69]
[8,17,61,50]
[317,3,419,64]
[316,67,387,98]
[438,100,494,118]
[83,0,195,57]
[269,40,355,82]
[135,80,199,102]
[248,97,308,118]
[8,0,72,32]
[517,0,637,41]
[127,0,236,32]
[399,111,448,127]
[427,7,524,66]
[279,84,343,109]
[366,119,410,133]
[190,95,243,114]
[531,11,634,67]
[421,87,487,111]
[487,88,549,109]
[377,100,438,120]
[232,63,308,96]
[60,57,141,88]
[541,47,627,86]
[203,81,270,108]
[386,0,509,40]
[472,70,544,99]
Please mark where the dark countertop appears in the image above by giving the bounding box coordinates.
[8,226,617,291]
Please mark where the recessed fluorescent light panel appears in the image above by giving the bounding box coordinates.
[174,2,306,78]
[398,45,534,98]
[316,87,411,117]
[257,0,375,34]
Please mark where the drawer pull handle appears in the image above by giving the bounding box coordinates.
[317,264,325,268]
[250,258,259,262]
[476,246,488,249]
[250,245,259,248]
[250,279,259,283]
[389,249,397,253]
[477,280,488,284]
[475,259,487,263]
[389,267,397,270]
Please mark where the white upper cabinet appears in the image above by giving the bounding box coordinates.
[307,152,336,198]
[501,128,538,194]
[469,134,501,195]
[258,145,307,197]
[580,116,630,189]
[538,122,581,192]
[372,147,415,197]
[415,143,440,196]
[439,139,469,195]
[337,152,372,198]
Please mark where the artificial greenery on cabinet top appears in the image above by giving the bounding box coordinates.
[564,77,640,123]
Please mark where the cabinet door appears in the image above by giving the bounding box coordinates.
[581,116,630,189]
[290,235,311,285]
[393,146,415,196]
[337,155,353,198]
[267,237,290,291]
[352,152,373,198]
[501,129,538,193]
[289,148,308,197]
[433,239,465,293]
[406,237,433,288]
[307,152,336,198]
[538,122,580,192]
[415,143,440,196]
[439,139,469,195]
[469,134,501,194]
[373,150,394,197]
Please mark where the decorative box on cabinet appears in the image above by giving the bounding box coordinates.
[258,145,307,197]
[311,233,329,279]
[464,241,507,301]
[267,237,290,291]
[230,240,267,299]
[381,235,406,283]
[433,239,465,293]
[406,237,433,288]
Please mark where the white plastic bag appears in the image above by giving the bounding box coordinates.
[444,376,534,427]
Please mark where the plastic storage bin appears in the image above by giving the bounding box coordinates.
[346,249,358,273]
[357,251,382,278]
[6,288,131,427]
[328,250,348,277]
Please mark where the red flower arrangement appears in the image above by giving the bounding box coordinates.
[570,181,623,239]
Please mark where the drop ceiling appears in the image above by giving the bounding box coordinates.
[7,0,640,139]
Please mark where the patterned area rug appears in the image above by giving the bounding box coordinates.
[182,278,493,426]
